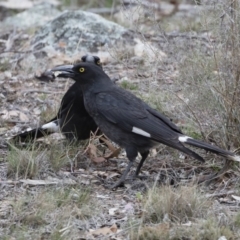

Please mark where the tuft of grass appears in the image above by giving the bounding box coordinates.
[48,142,71,171]
[129,181,240,240]
[21,214,47,228]
[142,185,210,224]
[196,218,235,240]
[3,186,95,239]
[233,212,240,228]
[176,2,240,149]
[48,140,87,171]
[8,139,86,177]
[7,144,48,179]
[130,184,237,240]
[130,223,170,240]
[0,59,11,71]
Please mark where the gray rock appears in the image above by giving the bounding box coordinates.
[31,10,130,55]
[3,2,61,29]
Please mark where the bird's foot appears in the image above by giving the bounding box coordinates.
[105,179,125,190]
[130,173,148,180]
[136,175,148,180]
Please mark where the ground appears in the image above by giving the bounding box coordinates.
[0,1,240,239]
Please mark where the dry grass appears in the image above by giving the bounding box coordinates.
[1,186,97,239]
[7,144,49,179]
[175,1,240,149]
[142,185,210,223]
[130,184,238,240]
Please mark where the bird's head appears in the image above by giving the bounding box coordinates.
[50,61,111,85]
[35,55,102,82]
[52,55,102,78]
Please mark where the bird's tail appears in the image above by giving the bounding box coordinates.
[179,135,240,162]
[12,120,60,142]
[12,128,48,142]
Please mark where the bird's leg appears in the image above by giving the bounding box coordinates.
[110,160,134,189]
[134,150,149,177]
[110,148,137,189]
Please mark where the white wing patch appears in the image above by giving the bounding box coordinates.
[132,127,151,137]
[178,136,191,143]
[42,122,59,133]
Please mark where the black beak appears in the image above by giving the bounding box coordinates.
[50,65,75,78]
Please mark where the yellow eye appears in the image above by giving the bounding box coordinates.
[97,60,101,65]
[79,67,85,72]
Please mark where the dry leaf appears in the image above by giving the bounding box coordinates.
[104,148,121,159]
[93,157,106,163]
[140,223,169,236]
[96,194,110,199]
[87,144,106,163]
[58,41,67,48]
[0,110,28,122]
[110,223,118,233]
[93,171,119,179]
[109,208,118,215]
[232,195,240,201]
[106,172,120,179]
[90,224,118,236]
[99,136,117,152]
[181,221,192,227]
[20,179,58,186]
[87,144,98,159]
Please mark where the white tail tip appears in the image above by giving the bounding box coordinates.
[228,155,240,162]
[178,135,192,143]
[42,121,59,133]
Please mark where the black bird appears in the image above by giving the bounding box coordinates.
[50,62,240,188]
[13,55,102,142]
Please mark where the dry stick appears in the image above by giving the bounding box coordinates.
[209,87,233,149]
[206,190,237,198]
[87,7,119,15]
[169,90,206,140]
[202,1,229,147]
[21,89,65,94]
[196,160,233,185]
[1,50,32,54]
[225,0,239,143]
[66,147,82,173]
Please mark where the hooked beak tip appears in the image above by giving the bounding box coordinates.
[50,65,74,78]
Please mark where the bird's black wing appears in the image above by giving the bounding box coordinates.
[145,106,182,134]
[95,88,181,142]
[56,84,77,119]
